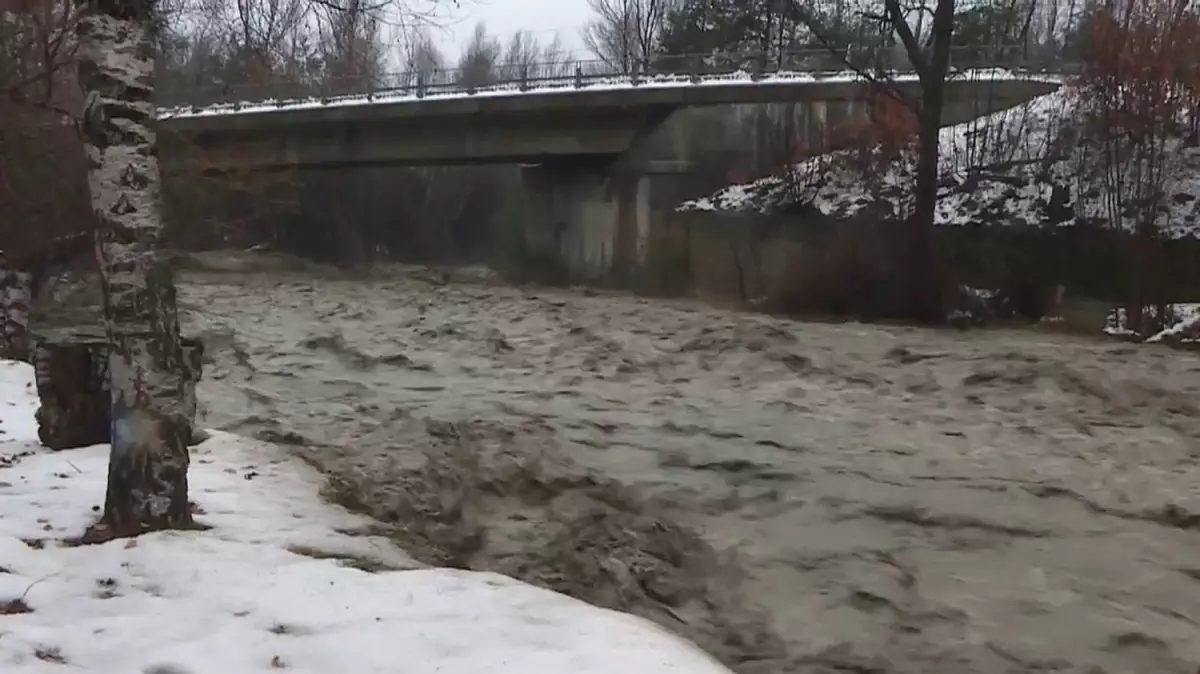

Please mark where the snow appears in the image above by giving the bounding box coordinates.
[0,360,732,673]
[1104,303,1200,343]
[156,68,1061,120]
[679,84,1200,240]
[1148,307,1200,343]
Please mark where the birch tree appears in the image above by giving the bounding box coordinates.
[76,0,194,536]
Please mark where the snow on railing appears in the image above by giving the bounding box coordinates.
[156,46,1074,120]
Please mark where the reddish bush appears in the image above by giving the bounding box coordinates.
[762,212,905,319]
[1074,0,1200,334]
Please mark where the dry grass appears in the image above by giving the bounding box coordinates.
[0,597,32,615]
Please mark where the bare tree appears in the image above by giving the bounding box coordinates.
[500,29,565,82]
[73,0,194,536]
[1,0,82,362]
[792,0,975,321]
[883,0,958,321]
[582,0,673,73]
[396,23,443,89]
[316,0,385,92]
[500,29,537,81]
[456,21,500,88]
[222,0,313,83]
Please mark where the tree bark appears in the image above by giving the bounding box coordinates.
[31,326,205,451]
[0,257,32,362]
[76,0,193,535]
[904,104,947,323]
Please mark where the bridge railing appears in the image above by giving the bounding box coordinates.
[156,46,1070,110]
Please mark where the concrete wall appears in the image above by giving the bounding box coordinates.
[522,163,695,287]
[641,96,1026,182]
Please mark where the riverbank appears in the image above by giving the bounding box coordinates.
[0,360,728,674]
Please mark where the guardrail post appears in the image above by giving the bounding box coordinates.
[519,69,528,92]
[574,64,583,88]
[631,62,641,86]
[417,73,426,99]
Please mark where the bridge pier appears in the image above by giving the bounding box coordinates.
[521,159,690,288]
[521,159,639,288]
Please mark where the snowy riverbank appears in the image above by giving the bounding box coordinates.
[681,85,1200,240]
[0,359,731,673]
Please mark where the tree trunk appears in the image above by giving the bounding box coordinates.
[76,0,193,535]
[31,326,205,451]
[883,0,955,324]
[0,260,32,362]
[904,111,946,323]
[33,327,111,450]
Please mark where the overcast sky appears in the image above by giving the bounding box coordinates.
[428,0,595,59]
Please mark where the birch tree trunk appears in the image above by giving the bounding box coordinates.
[76,0,193,535]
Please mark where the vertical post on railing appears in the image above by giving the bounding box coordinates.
[689,55,700,83]
[417,72,427,98]
[631,61,641,86]
[519,67,528,92]
[574,64,583,88]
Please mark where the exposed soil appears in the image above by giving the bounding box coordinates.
[173,252,1200,674]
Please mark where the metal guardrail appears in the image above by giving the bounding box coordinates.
[156,46,1071,110]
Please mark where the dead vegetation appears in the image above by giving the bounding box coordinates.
[0,597,32,615]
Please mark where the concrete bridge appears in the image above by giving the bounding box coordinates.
[157,56,1061,286]
[158,72,1057,168]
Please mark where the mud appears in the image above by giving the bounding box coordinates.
[174,252,1200,674]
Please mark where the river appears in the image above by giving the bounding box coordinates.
[174,252,1200,674]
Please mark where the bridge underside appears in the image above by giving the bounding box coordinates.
[163,105,677,170]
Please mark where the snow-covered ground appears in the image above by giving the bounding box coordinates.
[1148,307,1200,343]
[156,68,1060,120]
[1105,303,1200,344]
[0,360,732,673]
[680,85,1200,240]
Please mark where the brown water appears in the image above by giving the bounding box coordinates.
[176,253,1200,674]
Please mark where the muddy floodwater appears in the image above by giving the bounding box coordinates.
[178,253,1200,674]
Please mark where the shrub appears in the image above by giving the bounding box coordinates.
[761,212,904,319]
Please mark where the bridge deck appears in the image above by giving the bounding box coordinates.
[157,69,1063,130]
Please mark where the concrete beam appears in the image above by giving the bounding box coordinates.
[167,105,680,169]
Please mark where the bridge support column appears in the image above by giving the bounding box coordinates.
[522,159,665,288]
